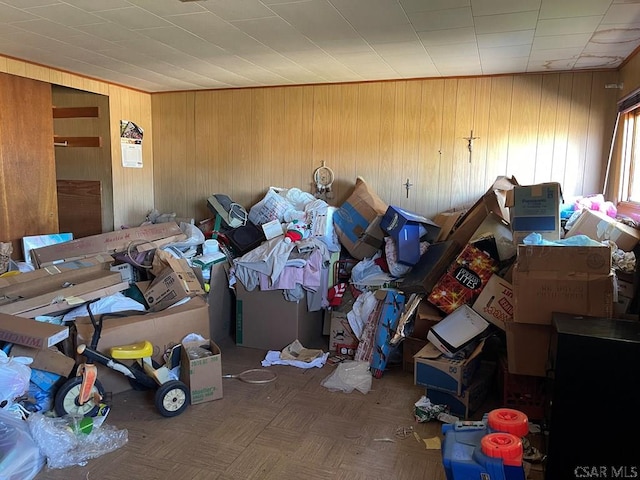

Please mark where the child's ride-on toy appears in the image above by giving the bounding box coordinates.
[54,303,189,418]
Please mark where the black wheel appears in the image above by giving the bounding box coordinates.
[54,376,105,418]
[154,380,189,417]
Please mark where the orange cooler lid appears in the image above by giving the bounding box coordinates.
[481,432,523,467]
[487,408,529,437]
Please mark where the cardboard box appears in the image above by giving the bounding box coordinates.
[425,360,496,419]
[208,261,234,343]
[427,305,489,357]
[505,321,551,377]
[428,242,498,314]
[513,269,614,325]
[516,244,612,274]
[369,289,405,377]
[380,206,441,265]
[397,240,461,295]
[180,339,223,405]
[433,211,465,242]
[472,274,514,330]
[329,310,358,353]
[414,340,484,395]
[144,258,205,311]
[565,208,640,252]
[74,296,210,394]
[469,212,516,262]
[235,281,322,350]
[412,301,443,339]
[0,313,69,349]
[448,176,517,248]
[507,182,562,244]
[403,336,428,373]
[333,177,388,260]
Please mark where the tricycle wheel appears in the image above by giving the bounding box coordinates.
[155,380,189,417]
[54,376,105,418]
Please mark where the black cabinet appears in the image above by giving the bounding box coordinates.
[546,313,640,479]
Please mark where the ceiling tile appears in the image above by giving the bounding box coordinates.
[331,0,408,29]
[532,33,592,50]
[479,44,532,59]
[473,10,538,34]
[602,3,640,23]
[574,54,621,68]
[61,0,132,12]
[135,26,227,58]
[528,47,582,60]
[527,58,577,71]
[12,19,84,40]
[409,7,474,32]
[23,3,104,26]
[0,4,39,23]
[372,40,428,56]
[201,0,276,21]
[164,12,263,54]
[418,27,476,46]
[536,16,603,36]
[269,0,360,42]
[400,0,470,14]
[539,0,610,19]
[93,6,172,30]
[73,21,146,42]
[230,16,319,52]
[471,0,541,16]
[481,56,529,73]
[477,30,534,48]
[355,23,418,44]
[126,0,207,17]
[1,0,61,7]
[426,42,478,59]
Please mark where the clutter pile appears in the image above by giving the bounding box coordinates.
[1,174,639,478]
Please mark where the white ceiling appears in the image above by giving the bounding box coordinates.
[1,0,639,93]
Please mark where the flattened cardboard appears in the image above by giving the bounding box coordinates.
[0,256,113,290]
[180,339,223,405]
[565,208,640,252]
[10,344,75,376]
[0,313,68,349]
[0,270,125,317]
[433,211,465,242]
[31,222,183,267]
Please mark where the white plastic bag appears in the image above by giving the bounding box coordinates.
[0,408,46,480]
[320,360,372,394]
[0,350,32,406]
[248,187,295,225]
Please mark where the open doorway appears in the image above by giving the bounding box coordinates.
[52,85,113,237]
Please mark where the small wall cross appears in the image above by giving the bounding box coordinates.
[464,130,479,163]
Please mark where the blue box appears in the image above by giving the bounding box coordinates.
[425,361,496,419]
[30,369,64,392]
[414,340,484,395]
[507,182,562,244]
[380,206,441,266]
[370,289,405,378]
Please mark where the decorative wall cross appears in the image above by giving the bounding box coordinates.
[464,129,479,163]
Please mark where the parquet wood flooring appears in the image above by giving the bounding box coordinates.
[33,335,545,480]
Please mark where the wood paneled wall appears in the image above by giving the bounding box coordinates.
[152,71,621,223]
[0,55,154,232]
